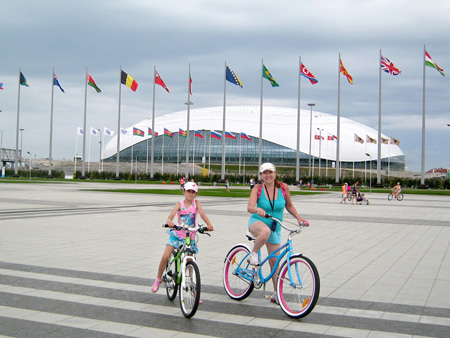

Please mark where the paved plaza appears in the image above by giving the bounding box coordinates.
[0,181,449,337]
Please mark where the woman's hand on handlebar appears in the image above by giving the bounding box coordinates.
[256,208,266,218]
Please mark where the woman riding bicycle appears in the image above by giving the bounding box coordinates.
[392,182,401,199]
[247,163,306,303]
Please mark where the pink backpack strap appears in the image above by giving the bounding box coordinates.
[256,184,263,200]
[257,183,287,200]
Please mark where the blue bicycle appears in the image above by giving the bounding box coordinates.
[222,215,320,318]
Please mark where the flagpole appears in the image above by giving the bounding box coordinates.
[14,68,22,176]
[162,131,165,175]
[74,134,78,174]
[88,131,91,173]
[48,67,55,178]
[259,59,264,178]
[193,131,196,176]
[420,44,427,186]
[150,65,156,177]
[81,67,88,179]
[239,133,242,175]
[221,61,227,180]
[296,56,302,182]
[335,54,341,183]
[377,49,382,185]
[115,66,122,179]
[208,131,211,173]
[185,63,191,179]
[177,131,179,176]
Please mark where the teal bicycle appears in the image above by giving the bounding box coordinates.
[162,223,210,318]
[222,215,320,318]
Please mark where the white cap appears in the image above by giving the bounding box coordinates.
[184,182,198,192]
[259,163,276,173]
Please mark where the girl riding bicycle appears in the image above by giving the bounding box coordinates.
[247,163,306,303]
[152,181,214,293]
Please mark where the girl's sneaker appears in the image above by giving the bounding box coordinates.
[152,278,162,293]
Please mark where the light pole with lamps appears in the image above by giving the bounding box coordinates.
[316,128,323,177]
[26,151,32,180]
[19,128,24,164]
[365,153,372,193]
[308,103,315,178]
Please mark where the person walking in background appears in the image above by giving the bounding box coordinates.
[341,183,348,204]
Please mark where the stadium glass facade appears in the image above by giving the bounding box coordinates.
[105,129,405,171]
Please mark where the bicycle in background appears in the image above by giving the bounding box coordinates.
[388,191,404,201]
[222,215,320,318]
[162,223,210,318]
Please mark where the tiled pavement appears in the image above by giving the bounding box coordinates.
[0,181,449,337]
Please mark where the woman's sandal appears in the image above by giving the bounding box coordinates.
[152,278,162,293]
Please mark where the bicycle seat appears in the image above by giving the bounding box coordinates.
[246,230,256,241]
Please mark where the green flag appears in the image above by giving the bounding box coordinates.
[263,65,279,87]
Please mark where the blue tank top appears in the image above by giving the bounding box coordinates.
[249,187,286,244]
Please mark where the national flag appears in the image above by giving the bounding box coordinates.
[148,128,158,136]
[77,127,84,135]
[164,128,174,138]
[179,128,187,137]
[155,70,170,92]
[226,66,243,88]
[354,134,364,144]
[87,73,101,93]
[120,128,130,136]
[53,73,65,93]
[195,130,204,138]
[314,134,324,140]
[327,133,336,141]
[366,135,377,144]
[300,63,318,84]
[263,65,279,87]
[225,131,236,139]
[104,127,114,136]
[90,127,99,136]
[211,131,221,139]
[425,50,445,76]
[20,72,29,87]
[355,134,364,144]
[133,127,145,137]
[189,72,193,95]
[380,54,401,76]
[0,82,4,90]
[390,136,400,146]
[381,137,389,144]
[340,59,353,84]
[121,70,138,91]
[241,132,251,141]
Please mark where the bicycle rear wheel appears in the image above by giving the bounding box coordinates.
[277,254,320,318]
[179,260,200,318]
[397,193,404,201]
[164,252,178,301]
[223,245,254,300]
[347,194,352,201]
[388,193,393,201]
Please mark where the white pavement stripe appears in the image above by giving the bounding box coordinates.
[1,268,449,328]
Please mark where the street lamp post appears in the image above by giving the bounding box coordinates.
[19,128,24,164]
[26,151,31,180]
[317,128,323,177]
[308,103,315,178]
[366,153,372,193]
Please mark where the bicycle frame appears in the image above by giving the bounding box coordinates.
[235,217,306,288]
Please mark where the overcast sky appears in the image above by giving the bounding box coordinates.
[1,0,449,172]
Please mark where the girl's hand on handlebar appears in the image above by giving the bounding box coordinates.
[166,220,175,228]
[206,224,214,231]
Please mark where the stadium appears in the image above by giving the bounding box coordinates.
[102,106,405,172]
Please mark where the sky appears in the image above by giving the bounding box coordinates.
[0,0,449,172]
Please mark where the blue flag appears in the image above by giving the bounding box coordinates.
[53,73,65,93]
[20,72,29,87]
[226,66,243,88]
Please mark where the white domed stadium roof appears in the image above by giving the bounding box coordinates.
[103,105,403,162]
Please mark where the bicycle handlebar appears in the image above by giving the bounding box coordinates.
[162,223,211,235]
[264,214,309,230]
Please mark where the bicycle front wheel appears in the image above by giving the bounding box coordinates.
[164,252,178,301]
[388,193,393,201]
[223,245,254,300]
[179,260,200,318]
[347,194,352,201]
[397,193,404,201]
[277,255,320,318]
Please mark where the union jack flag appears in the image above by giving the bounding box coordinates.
[381,54,401,76]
